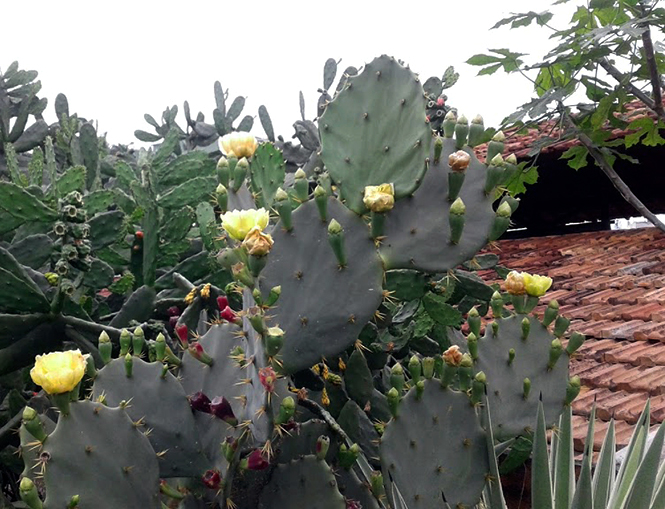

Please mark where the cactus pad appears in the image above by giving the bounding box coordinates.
[258,456,346,509]
[474,314,570,441]
[380,381,489,508]
[379,138,498,273]
[261,198,384,373]
[42,400,160,508]
[319,55,431,213]
[91,357,209,477]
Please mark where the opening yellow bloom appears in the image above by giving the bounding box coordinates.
[363,183,395,213]
[30,349,87,394]
[242,227,274,256]
[220,208,270,241]
[523,273,553,297]
[219,132,258,159]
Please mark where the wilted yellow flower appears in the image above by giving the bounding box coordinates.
[221,208,270,241]
[30,349,87,394]
[184,287,198,305]
[442,345,463,366]
[363,183,395,213]
[242,227,274,256]
[523,273,553,297]
[321,388,330,407]
[448,150,471,172]
[200,283,211,300]
[505,271,526,296]
[219,132,258,159]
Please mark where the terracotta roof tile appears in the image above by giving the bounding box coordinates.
[481,227,665,453]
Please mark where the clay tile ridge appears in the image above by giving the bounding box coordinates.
[473,97,665,162]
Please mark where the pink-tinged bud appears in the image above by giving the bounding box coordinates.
[437,96,445,107]
[221,436,238,462]
[220,306,241,325]
[259,366,276,393]
[210,396,238,426]
[216,295,229,311]
[188,342,214,367]
[175,323,189,348]
[167,306,181,317]
[202,469,221,490]
[189,391,211,413]
[246,449,269,470]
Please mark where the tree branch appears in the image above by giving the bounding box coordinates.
[573,124,665,233]
[599,59,660,116]
[640,3,664,118]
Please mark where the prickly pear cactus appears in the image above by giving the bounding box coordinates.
[7,54,583,509]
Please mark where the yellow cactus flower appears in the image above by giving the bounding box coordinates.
[505,271,526,296]
[221,208,270,241]
[219,132,258,159]
[200,283,211,300]
[242,227,274,256]
[30,349,87,394]
[321,388,330,407]
[363,183,395,213]
[523,273,553,297]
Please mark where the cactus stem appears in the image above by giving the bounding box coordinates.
[370,211,385,239]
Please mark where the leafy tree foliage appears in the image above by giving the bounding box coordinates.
[468,0,665,231]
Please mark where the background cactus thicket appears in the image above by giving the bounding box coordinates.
[0,55,589,508]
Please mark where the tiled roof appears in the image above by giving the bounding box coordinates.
[474,98,662,162]
[479,227,665,454]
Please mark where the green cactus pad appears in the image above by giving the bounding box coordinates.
[42,400,160,508]
[109,285,156,328]
[336,467,381,509]
[91,357,209,477]
[0,182,57,224]
[474,314,570,441]
[88,210,125,251]
[179,323,288,445]
[0,313,45,348]
[319,55,431,213]
[258,456,346,509]
[250,142,286,209]
[0,247,49,314]
[8,234,53,269]
[276,419,337,464]
[380,381,489,508]
[379,137,500,273]
[337,400,380,464]
[157,176,217,209]
[261,198,384,373]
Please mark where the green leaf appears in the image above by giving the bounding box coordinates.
[422,292,463,327]
[560,145,589,170]
[108,272,135,295]
[591,96,614,129]
[466,54,502,66]
[478,63,503,76]
[506,164,539,196]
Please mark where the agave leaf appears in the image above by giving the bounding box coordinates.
[554,405,574,509]
[608,400,650,509]
[625,420,665,509]
[532,399,554,509]
[593,419,616,509]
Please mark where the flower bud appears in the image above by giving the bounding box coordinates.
[189,391,212,413]
[241,226,274,257]
[243,449,269,470]
[189,342,214,367]
[202,469,221,490]
[276,396,295,425]
[448,150,470,172]
[505,271,526,296]
[497,201,512,218]
[316,435,330,460]
[210,396,237,425]
[175,323,189,348]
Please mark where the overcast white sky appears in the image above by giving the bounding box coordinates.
[4,1,574,146]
